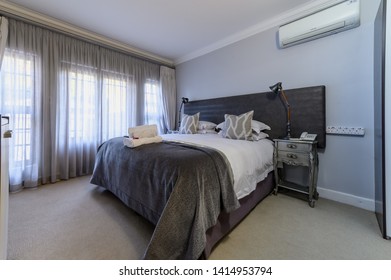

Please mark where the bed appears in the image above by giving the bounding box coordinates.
[90,85,326,259]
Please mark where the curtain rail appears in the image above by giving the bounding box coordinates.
[0,2,175,67]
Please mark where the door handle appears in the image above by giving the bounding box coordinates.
[1,116,9,126]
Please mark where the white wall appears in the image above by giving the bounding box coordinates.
[176,0,381,210]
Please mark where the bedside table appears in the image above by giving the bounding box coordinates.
[273,139,319,207]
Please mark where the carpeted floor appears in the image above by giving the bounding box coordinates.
[7,176,391,260]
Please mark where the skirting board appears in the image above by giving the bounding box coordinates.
[318,187,375,212]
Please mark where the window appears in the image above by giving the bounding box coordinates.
[68,70,97,141]
[102,73,131,141]
[144,79,161,132]
[0,50,36,165]
[65,66,139,143]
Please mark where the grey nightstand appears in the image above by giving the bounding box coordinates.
[273,138,319,207]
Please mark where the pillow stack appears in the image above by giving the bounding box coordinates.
[217,110,271,141]
[179,110,270,141]
[197,121,218,134]
[179,113,219,134]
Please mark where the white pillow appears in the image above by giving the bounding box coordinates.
[252,131,269,141]
[198,121,217,130]
[179,112,200,134]
[251,120,271,134]
[197,129,218,134]
[216,122,224,130]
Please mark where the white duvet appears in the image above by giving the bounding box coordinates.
[161,133,274,199]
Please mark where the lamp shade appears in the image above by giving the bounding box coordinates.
[269,82,282,94]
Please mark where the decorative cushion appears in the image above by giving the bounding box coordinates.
[179,112,199,134]
[223,110,253,140]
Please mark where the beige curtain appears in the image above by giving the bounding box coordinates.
[0,17,8,67]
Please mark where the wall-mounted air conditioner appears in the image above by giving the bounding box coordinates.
[278,0,360,48]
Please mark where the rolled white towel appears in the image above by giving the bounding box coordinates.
[123,136,163,148]
[128,124,157,139]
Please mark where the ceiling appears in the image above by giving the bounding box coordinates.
[2,0,337,64]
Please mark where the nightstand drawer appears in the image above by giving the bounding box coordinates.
[277,151,309,166]
[277,141,312,152]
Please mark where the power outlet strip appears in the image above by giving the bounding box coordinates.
[326,126,365,136]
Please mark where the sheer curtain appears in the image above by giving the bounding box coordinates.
[0,18,161,191]
[159,66,177,132]
[0,20,42,191]
[100,48,138,141]
[56,39,101,180]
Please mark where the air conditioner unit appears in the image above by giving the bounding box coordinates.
[278,0,360,48]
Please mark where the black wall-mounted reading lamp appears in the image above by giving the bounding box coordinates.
[178,97,189,129]
[269,82,291,139]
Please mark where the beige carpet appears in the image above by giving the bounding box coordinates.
[7,176,391,260]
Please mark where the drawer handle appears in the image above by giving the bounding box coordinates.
[287,144,297,149]
[287,153,298,159]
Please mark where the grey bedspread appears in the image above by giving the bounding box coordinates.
[90,137,240,259]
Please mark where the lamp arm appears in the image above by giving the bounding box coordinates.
[178,102,184,129]
[280,89,290,107]
[280,89,291,122]
[179,102,184,114]
[280,89,291,139]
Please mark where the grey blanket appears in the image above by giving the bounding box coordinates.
[90,137,240,259]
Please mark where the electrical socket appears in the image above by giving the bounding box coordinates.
[326,126,365,136]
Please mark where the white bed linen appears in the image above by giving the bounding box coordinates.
[161,133,274,199]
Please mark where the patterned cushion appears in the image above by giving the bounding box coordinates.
[224,110,253,140]
[179,112,199,134]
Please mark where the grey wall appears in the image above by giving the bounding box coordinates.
[176,0,381,209]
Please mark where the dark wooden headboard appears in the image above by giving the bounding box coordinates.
[184,85,326,148]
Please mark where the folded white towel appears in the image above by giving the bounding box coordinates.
[123,136,163,148]
[128,124,157,139]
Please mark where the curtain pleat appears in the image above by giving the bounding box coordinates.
[160,66,177,131]
[0,17,8,67]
